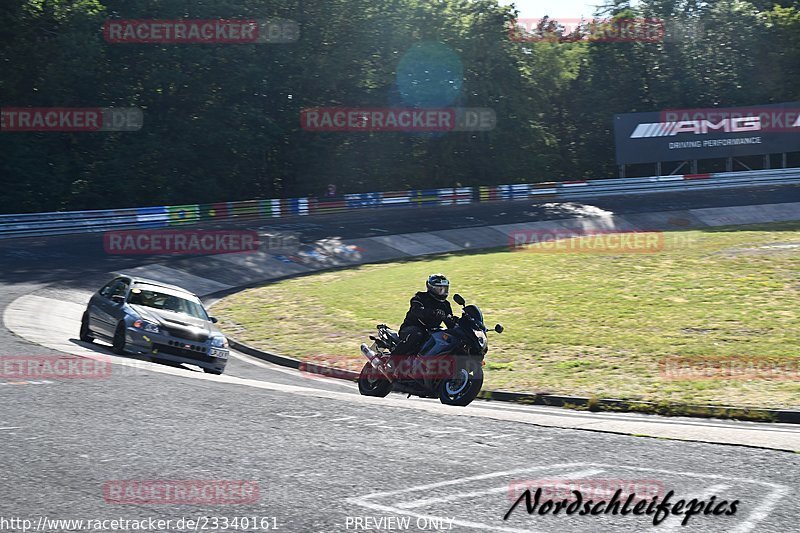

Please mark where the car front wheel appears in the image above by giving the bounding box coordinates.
[79,312,94,343]
[112,322,128,355]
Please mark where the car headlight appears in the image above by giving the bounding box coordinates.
[133,319,160,333]
[211,336,228,348]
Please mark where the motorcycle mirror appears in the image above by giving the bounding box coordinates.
[494,324,504,333]
[453,294,465,306]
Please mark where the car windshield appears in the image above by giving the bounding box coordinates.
[127,288,208,320]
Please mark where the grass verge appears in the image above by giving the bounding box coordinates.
[213,222,800,409]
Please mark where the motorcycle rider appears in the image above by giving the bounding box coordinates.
[391,273,456,356]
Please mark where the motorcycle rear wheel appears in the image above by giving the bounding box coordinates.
[357,362,392,397]
[439,363,483,406]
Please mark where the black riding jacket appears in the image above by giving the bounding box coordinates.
[400,291,454,331]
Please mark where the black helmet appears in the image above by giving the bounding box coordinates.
[426,273,449,300]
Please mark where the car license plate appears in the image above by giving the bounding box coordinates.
[210,348,228,360]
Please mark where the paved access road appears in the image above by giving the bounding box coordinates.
[1,186,799,532]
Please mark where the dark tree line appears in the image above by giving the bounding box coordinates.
[1,0,798,213]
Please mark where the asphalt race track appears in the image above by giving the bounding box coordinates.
[1,186,799,533]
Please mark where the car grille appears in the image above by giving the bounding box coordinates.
[162,326,209,343]
[153,342,214,363]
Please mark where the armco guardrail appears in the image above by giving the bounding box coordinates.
[1,169,799,239]
[479,168,800,201]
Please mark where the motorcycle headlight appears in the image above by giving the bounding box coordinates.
[211,336,228,348]
[475,330,487,347]
[133,319,160,333]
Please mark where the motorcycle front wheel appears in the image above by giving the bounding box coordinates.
[439,362,483,406]
[357,362,392,397]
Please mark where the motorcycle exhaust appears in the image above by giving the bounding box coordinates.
[360,343,394,382]
[360,344,381,368]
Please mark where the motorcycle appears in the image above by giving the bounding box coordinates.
[358,294,503,406]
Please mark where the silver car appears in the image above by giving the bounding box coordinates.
[80,276,229,375]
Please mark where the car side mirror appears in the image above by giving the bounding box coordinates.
[453,294,465,306]
[111,295,126,304]
[494,324,504,333]
[209,317,219,323]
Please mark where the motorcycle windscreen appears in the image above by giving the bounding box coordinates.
[464,305,484,327]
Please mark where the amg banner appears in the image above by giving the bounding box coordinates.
[614,101,800,165]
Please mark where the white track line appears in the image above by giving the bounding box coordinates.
[478,401,800,434]
[349,463,789,533]
[228,349,357,390]
[729,483,790,533]
[395,468,604,510]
